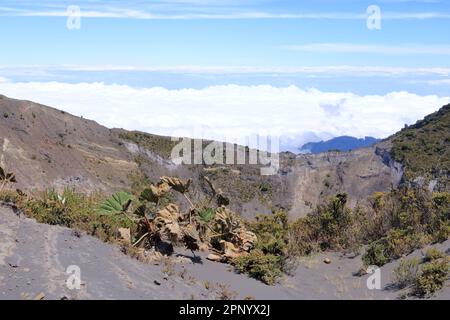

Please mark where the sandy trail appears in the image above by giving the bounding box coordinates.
[0,205,448,300]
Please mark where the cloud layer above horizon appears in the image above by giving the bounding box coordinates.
[1,0,450,20]
[0,80,448,148]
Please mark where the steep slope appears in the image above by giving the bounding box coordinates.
[390,103,450,191]
[286,147,403,218]
[0,94,404,218]
[0,94,137,192]
[115,130,402,218]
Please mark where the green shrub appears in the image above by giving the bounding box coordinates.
[362,240,390,267]
[432,192,450,209]
[424,247,446,262]
[393,257,420,289]
[311,193,352,251]
[414,256,449,297]
[288,218,318,256]
[359,188,450,267]
[288,193,357,256]
[25,189,72,226]
[23,188,135,242]
[288,187,449,270]
[431,193,450,242]
[233,211,291,284]
[233,249,283,285]
[0,189,23,204]
[362,231,429,267]
[249,211,289,256]
[128,170,151,196]
[386,228,424,259]
[433,220,450,243]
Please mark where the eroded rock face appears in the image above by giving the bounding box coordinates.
[0,95,137,192]
[0,95,403,219]
[283,146,403,218]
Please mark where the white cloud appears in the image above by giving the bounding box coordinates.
[382,12,450,19]
[1,6,450,20]
[0,80,448,147]
[427,79,450,85]
[0,10,367,20]
[1,64,450,77]
[2,0,450,20]
[285,43,450,55]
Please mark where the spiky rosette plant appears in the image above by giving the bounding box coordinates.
[100,176,200,252]
[98,175,256,261]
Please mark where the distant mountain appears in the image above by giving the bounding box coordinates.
[0,94,401,219]
[299,136,381,154]
[278,132,322,153]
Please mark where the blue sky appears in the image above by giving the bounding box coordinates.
[1,0,450,67]
[1,0,450,91]
[1,0,450,149]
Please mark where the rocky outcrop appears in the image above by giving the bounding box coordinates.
[0,94,403,219]
[284,146,403,218]
[0,95,137,192]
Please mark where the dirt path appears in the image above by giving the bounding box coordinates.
[1,206,448,300]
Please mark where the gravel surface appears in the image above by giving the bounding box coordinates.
[1,206,448,300]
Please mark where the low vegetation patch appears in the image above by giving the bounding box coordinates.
[414,253,449,297]
[288,193,360,256]
[0,188,134,242]
[360,188,450,267]
[0,158,448,291]
[391,104,450,189]
[288,186,449,285]
[119,131,180,159]
[392,248,450,298]
[393,257,421,289]
[233,211,292,285]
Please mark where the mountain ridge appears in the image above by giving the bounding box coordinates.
[3,94,445,218]
[299,136,381,154]
[391,103,450,191]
